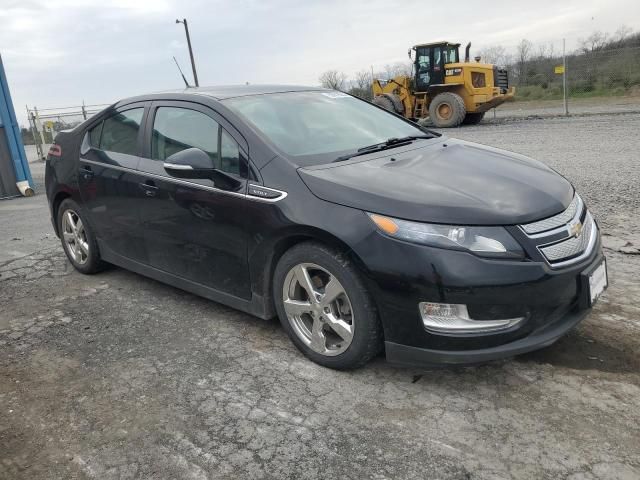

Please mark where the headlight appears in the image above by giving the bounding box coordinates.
[367,213,524,259]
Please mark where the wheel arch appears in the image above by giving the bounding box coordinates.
[51,190,73,237]
[255,226,375,319]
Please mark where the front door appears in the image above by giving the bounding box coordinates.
[415,46,432,91]
[78,105,148,263]
[137,101,251,299]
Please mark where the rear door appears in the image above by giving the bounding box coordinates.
[137,101,251,299]
[78,104,148,263]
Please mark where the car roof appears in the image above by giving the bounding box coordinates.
[148,84,329,100]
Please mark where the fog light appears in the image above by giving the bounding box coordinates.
[419,302,524,334]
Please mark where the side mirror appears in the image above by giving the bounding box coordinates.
[163,147,242,191]
[163,148,214,179]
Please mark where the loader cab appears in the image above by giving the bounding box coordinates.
[413,42,460,91]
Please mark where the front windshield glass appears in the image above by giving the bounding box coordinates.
[224,91,432,162]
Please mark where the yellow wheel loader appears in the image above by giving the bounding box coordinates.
[372,41,515,127]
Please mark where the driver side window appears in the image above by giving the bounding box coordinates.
[152,107,219,164]
[151,106,245,177]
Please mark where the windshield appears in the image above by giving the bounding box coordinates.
[224,91,434,164]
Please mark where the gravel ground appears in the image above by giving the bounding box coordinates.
[1,114,639,479]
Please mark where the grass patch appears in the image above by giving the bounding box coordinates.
[514,84,633,102]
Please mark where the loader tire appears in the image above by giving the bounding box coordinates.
[462,112,485,125]
[428,92,466,128]
[373,94,403,115]
[386,94,405,115]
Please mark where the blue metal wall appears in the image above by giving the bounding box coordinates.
[0,54,34,198]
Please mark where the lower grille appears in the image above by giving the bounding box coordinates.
[539,212,596,266]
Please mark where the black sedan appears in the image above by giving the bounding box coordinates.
[45,85,607,369]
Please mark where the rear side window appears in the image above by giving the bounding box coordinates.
[100,108,144,155]
[152,107,219,164]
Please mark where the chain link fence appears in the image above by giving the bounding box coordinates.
[25,103,110,160]
[477,36,640,119]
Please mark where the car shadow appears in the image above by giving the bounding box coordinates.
[87,266,639,378]
[366,326,639,383]
[514,329,639,375]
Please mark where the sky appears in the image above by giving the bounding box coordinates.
[1,0,639,125]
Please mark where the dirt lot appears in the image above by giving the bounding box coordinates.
[1,114,639,479]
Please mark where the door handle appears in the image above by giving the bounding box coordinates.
[80,165,93,180]
[139,180,159,197]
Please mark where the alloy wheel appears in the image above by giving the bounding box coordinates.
[282,263,354,356]
[61,209,90,265]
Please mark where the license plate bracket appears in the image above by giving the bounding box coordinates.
[581,258,608,307]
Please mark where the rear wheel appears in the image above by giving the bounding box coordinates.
[273,242,383,369]
[428,92,466,128]
[57,198,105,274]
[462,112,485,125]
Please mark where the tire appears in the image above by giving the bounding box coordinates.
[57,198,105,274]
[273,242,383,369]
[386,94,405,115]
[462,112,485,125]
[374,94,405,115]
[428,92,466,128]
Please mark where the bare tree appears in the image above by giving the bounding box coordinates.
[319,70,347,90]
[476,45,511,65]
[579,31,609,53]
[382,61,412,80]
[516,39,533,84]
[536,42,555,60]
[348,70,373,100]
[354,70,371,90]
[613,25,632,43]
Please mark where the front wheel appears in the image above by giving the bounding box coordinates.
[273,242,383,369]
[428,92,466,128]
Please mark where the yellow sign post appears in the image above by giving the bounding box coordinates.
[554,65,565,74]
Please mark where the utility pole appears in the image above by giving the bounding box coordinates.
[563,38,568,116]
[176,18,199,87]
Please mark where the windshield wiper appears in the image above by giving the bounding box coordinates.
[334,135,434,162]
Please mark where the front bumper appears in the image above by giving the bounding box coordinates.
[354,228,604,367]
[474,87,516,112]
[385,305,589,366]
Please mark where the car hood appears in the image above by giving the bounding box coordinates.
[297,138,574,225]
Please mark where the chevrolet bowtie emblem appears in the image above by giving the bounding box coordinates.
[568,220,583,238]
